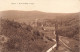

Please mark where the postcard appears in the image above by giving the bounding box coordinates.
[0,0,80,52]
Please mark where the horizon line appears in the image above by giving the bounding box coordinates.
[0,10,80,14]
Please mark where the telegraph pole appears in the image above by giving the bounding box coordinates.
[55,20,59,50]
[35,18,38,27]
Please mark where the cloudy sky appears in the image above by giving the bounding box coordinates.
[0,0,80,13]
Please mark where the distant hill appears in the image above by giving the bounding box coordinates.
[0,10,79,23]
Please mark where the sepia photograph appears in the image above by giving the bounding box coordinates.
[0,0,80,52]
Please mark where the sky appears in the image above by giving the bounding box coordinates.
[0,0,80,13]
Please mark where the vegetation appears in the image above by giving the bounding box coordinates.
[1,19,51,52]
[43,14,79,41]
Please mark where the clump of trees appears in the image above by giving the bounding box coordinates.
[43,16,79,41]
[56,17,79,41]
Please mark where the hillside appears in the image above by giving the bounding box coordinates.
[0,10,76,23]
[0,19,54,52]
